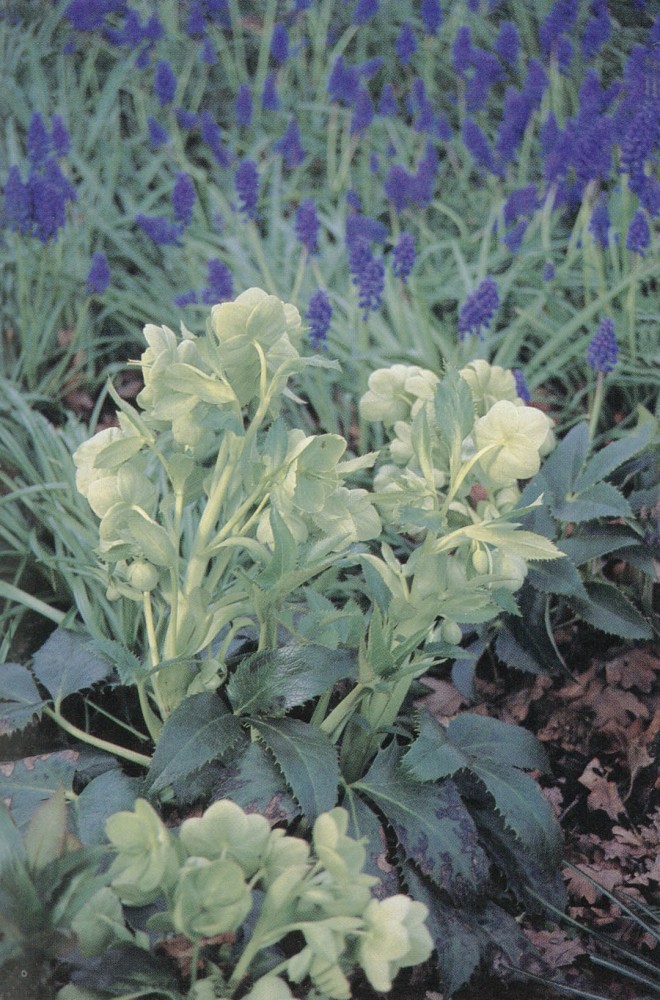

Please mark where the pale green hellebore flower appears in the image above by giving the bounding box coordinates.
[474,399,553,486]
[106,799,180,906]
[358,895,433,993]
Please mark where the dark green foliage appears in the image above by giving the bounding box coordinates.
[495,421,655,673]
[75,770,143,846]
[0,662,47,734]
[32,628,113,703]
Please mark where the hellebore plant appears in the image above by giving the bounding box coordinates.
[86,798,433,1000]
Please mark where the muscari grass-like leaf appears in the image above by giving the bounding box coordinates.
[352,741,489,899]
[147,692,245,794]
[0,663,48,734]
[568,581,654,640]
[250,717,340,824]
[226,643,356,717]
[32,628,112,704]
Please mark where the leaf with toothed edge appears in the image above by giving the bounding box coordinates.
[351,741,488,900]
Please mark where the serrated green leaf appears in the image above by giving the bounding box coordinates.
[553,481,633,522]
[399,859,481,996]
[447,713,550,772]
[147,693,244,794]
[251,717,339,824]
[558,527,642,565]
[568,581,653,639]
[124,510,177,567]
[0,753,77,829]
[352,742,488,898]
[575,422,654,492]
[32,629,112,703]
[0,663,47,733]
[210,742,299,823]
[24,787,67,872]
[76,770,143,846]
[227,644,356,717]
[496,583,563,674]
[88,639,147,684]
[256,505,298,587]
[459,524,564,561]
[68,945,181,997]
[526,557,588,598]
[434,368,475,444]
[403,712,466,781]
[342,786,399,894]
[0,803,43,931]
[463,760,561,868]
[539,422,590,506]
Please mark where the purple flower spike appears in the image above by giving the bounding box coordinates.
[587,317,618,373]
[421,0,443,36]
[86,251,110,294]
[172,172,195,227]
[154,60,176,106]
[202,258,233,303]
[27,112,51,169]
[294,199,319,254]
[235,84,253,127]
[392,232,416,283]
[273,117,305,169]
[307,288,332,347]
[396,21,417,64]
[626,210,651,255]
[457,276,500,339]
[235,159,259,219]
[512,369,531,403]
[270,22,289,63]
[51,115,71,157]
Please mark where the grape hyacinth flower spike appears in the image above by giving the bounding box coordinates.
[458,276,500,339]
[587,316,618,439]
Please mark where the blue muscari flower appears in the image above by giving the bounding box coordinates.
[522,58,548,109]
[2,165,31,234]
[582,4,611,59]
[143,13,162,42]
[50,115,71,157]
[307,288,332,347]
[199,110,230,167]
[620,105,659,196]
[154,60,176,106]
[328,56,359,104]
[589,195,610,248]
[495,21,519,64]
[412,142,439,205]
[200,37,217,64]
[270,22,289,63]
[539,0,578,56]
[512,368,531,403]
[452,25,472,75]
[626,209,650,255]
[378,83,398,117]
[396,21,417,64]
[176,107,198,130]
[134,45,151,70]
[543,261,555,281]
[463,118,498,175]
[358,56,384,80]
[147,116,169,148]
[262,74,280,110]
[346,213,387,246]
[65,0,109,31]
[294,198,319,254]
[86,251,110,294]
[349,238,384,319]
[384,165,413,212]
[370,152,379,173]
[27,112,50,169]
[235,158,259,219]
[172,172,195,227]
[353,0,379,24]
[556,35,573,73]
[351,86,374,134]
[421,0,442,36]
[436,112,452,140]
[201,258,233,303]
[274,117,305,169]
[392,231,415,282]
[135,214,183,245]
[187,1,206,36]
[587,316,618,372]
[105,8,142,48]
[235,84,253,127]
[346,189,362,212]
[504,219,527,253]
[27,159,76,244]
[504,186,537,226]
[173,289,199,308]
[457,276,499,339]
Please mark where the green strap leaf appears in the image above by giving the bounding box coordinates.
[250,717,339,824]
[352,742,488,898]
[32,629,112,703]
[147,693,244,793]
[227,644,356,717]
[24,787,68,873]
[0,663,47,734]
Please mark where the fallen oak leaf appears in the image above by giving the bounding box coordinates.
[605,649,659,694]
[523,928,586,968]
[578,758,626,821]
[565,865,625,905]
